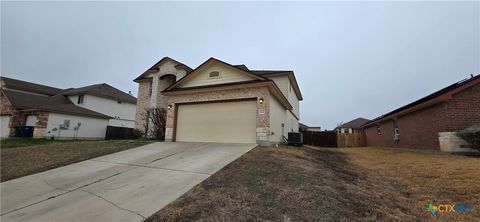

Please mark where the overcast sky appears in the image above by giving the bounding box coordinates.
[2,1,479,129]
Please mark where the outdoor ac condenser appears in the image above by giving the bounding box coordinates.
[288,132,303,146]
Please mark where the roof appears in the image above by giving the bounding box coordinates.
[163,57,269,92]
[336,118,370,129]
[158,57,303,101]
[2,90,111,119]
[299,122,309,129]
[250,70,303,100]
[134,57,193,82]
[1,76,63,96]
[62,83,137,104]
[364,74,480,127]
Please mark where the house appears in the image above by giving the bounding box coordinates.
[134,57,302,145]
[335,118,370,134]
[0,77,137,139]
[363,74,480,151]
[299,122,321,132]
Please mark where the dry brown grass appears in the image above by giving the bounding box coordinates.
[1,139,153,182]
[147,146,480,222]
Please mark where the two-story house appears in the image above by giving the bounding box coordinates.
[134,57,302,145]
[0,77,136,139]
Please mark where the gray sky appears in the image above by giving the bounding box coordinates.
[2,1,479,129]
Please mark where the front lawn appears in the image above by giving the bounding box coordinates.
[0,139,153,182]
[147,146,480,222]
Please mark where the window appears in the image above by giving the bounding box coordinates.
[209,71,220,78]
[77,95,84,104]
[393,119,400,140]
[289,84,292,93]
[117,100,122,104]
[376,125,381,135]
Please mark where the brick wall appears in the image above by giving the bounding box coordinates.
[0,91,13,116]
[365,82,480,150]
[439,84,480,131]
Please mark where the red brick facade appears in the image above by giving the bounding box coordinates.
[364,83,480,150]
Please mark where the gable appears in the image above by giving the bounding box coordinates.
[177,61,259,88]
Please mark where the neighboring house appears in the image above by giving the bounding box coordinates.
[363,74,480,151]
[61,84,137,128]
[0,77,136,139]
[335,118,370,134]
[299,122,321,132]
[134,57,303,145]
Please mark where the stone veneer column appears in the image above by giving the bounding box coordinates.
[149,74,159,108]
[33,112,49,138]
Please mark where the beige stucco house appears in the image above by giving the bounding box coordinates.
[134,57,302,145]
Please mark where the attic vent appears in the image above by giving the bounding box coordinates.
[209,71,220,78]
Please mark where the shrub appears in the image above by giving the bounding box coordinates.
[457,123,480,151]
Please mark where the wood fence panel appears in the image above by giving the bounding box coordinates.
[337,132,366,148]
[302,131,337,147]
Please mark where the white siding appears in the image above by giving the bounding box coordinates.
[26,115,37,126]
[179,63,255,88]
[68,95,136,127]
[1,116,10,138]
[269,75,300,118]
[46,113,108,139]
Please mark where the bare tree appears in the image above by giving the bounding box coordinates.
[142,107,167,140]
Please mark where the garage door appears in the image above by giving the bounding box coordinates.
[176,100,257,143]
[1,116,11,138]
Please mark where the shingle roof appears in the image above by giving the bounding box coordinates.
[62,83,137,104]
[134,57,193,82]
[2,90,111,119]
[337,118,371,129]
[364,74,480,127]
[299,122,309,129]
[1,76,63,96]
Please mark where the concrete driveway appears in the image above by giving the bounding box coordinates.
[1,142,256,222]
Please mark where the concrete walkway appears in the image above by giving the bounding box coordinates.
[1,142,256,222]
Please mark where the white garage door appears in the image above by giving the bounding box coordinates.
[1,116,11,138]
[176,100,257,143]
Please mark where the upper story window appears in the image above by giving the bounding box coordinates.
[209,71,220,78]
[77,95,84,104]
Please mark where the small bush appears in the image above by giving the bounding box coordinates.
[457,123,480,151]
[129,129,144,139]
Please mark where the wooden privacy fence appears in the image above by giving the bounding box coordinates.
[303,131,366,148]
[336,132,366,148]
[105,126,134,140]
[303,131,337,147]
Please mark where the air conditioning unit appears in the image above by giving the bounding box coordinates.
[287,132,303,146]
[59,120,70,129]
[393,133,400,141]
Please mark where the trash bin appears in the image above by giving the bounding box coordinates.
[14,126,34,137]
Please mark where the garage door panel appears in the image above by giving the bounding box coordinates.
[176,100,257,143]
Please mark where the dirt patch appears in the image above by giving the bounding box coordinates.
[147,146,480,222]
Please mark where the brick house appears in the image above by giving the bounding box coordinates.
[363,74,480,151]
[134,57,302,145]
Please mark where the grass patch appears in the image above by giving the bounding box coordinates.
[147,146,480,222]
[1,139,153,182]
[0,138,76,149]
